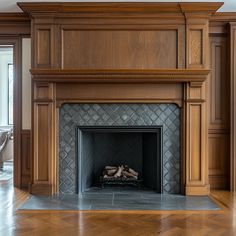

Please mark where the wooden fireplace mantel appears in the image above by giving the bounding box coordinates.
[31,69,210,84]
[18,2,223,196]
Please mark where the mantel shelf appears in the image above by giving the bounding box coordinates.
[31,69,210,84]
[18,2,223,16]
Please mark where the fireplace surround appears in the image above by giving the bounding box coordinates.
[28,67,210,196]
[17,2,223,196]
[59,104,180,194]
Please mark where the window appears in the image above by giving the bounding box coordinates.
[8,64,13,125]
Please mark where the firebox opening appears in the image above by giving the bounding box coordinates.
[77,126,162,195]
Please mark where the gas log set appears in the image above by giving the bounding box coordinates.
[100,165,142,187]
[102,165,139,179]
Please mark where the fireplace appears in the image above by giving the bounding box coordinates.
[78,126,162,194]
[59,104,181,194]
[19,2,217,196]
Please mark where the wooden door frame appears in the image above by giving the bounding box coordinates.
[0,13,30,188]
[0,37,22,187]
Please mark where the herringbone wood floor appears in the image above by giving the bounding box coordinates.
[0,179,236,236]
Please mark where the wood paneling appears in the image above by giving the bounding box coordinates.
[184,14,209,195]
[185,100,209,195]
[190,104,202,181]
[189,30,203,66]
[34,82,54,101]
[34,26,53,68]
[186,19,209,69]
[56,83,182,106]
[32,81,57,194]
[37,30,50,65]
[208,33,230,190]
[209,132,229,189]
[209,36,229,130]
[21,130,31,188]
[34,103,50,182]
[62,29,178,69]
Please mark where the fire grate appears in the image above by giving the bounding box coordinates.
[100,176,143,188]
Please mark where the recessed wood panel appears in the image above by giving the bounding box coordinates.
[208,33,230,190]
[34,82,54,100]
[189,29,203,66]
[37,29,51,66]
[35,104,50,181]
[209,36,229,129]
[62,30,178,69]
[190,104,201,181]
[56,83,182,105]
[209,132,229,189]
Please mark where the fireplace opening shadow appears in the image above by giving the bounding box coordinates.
[77,126,163,195]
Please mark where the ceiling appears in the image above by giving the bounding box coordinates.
[0,0,235,13]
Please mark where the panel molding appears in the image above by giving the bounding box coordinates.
[34,25,54,68]
[61,28,179,70]
[208,132,229,189]
[209,36,229,130]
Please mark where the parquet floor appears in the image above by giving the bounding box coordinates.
[1,179,236,236]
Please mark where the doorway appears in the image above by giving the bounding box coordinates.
[0,46,14,181]
[0,37,23,188]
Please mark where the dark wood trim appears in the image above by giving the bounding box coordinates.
[0,13,29,22]
[0,13,30,35]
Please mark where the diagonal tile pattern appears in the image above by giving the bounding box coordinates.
[59,104,180,194]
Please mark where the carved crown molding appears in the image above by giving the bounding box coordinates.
[210,12,236,22]
[0,13,30,35]
[17,2,223,18]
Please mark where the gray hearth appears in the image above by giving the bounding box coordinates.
[59,104,180,194]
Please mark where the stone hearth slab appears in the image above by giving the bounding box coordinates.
[18,188,220,211]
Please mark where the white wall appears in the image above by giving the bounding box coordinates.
[0,48,13,127]
[22,38,31,130]
[0,0,236,12]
